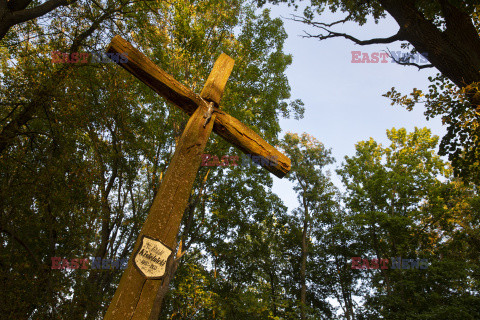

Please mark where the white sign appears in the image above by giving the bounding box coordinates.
[133,235,173,279]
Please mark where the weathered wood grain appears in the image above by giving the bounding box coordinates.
[106,36,201,115]
[107,35,291,178]
[213,110,291,177]
[103,50,234,320]
[103,97,216,320]
[200,53,235,105]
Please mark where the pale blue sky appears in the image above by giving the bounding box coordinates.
[267,4,445,210]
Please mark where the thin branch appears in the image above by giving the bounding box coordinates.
[0,225,48,270]
[393,60,434,70]
[10,0,76,25]
[69,10,111,53]
[286,13,353,28]
[385,48,435,70]
[0,102,25,123]
[288,14,405,45]
[302,27,404,45]
[292,13,435,71]
[0,31,63,47]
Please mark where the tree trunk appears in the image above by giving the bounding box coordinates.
[269,271,277,317]
[300,198,309,320]
[379,0,480,91]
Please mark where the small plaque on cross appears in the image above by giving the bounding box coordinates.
[133,235,173,279]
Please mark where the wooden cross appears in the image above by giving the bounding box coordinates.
[102,35,291,319]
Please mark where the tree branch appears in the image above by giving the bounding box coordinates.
[0,5,119,155]
[0,225,48,270]
[7,0,33,11]
[290,14,405,45]
[286,13,353,28]
[386,48,435,70]
[69,3,120,52]
[10,0,76,25]
[302,27,404,45]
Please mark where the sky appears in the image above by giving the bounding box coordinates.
[266,3,446,211]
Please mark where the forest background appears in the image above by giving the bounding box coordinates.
[0,0,479,319]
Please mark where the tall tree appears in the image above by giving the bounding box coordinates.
[337,127,480,319]
[279,132,336,319]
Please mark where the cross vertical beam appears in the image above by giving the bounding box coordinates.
[103,52,234,320]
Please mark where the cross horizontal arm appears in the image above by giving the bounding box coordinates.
[106,35,291,178]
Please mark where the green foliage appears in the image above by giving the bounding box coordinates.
[337,127,480,319]
[384,76,480,184]
[0,0,302,318]
[1,1,479,319]
[163,261,220,319]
